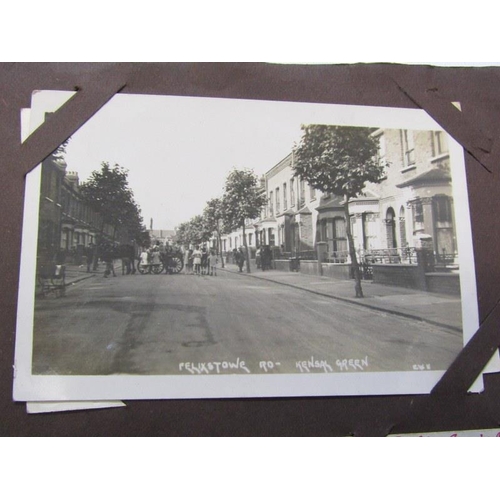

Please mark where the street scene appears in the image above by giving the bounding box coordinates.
[24,92,474,391]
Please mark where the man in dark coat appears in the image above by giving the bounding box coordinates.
[237,247,245,272]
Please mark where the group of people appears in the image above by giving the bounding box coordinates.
[139,245,162,270]
[84,242,137,278]
[88,241,184,278]
[184,245,218,276]
[87,240,273,278]
[232,247,247,272]
[255,245,273,271]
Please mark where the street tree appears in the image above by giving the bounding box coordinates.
[293,124,385,298]
[80,161,146,251]
[203,197,225,268]
[175,215,212,248]
[189,214,213,246]
[222,168,267,273]
[174,221,191,248]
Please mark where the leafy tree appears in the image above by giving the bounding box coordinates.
[222,168,267,273]
[203,197,225,268]
[51,138,71,161]
[173,221,191,247]
[189,215,213,246]
[175,215,212,248]
[80,161,146,251]
[293,125,385,298]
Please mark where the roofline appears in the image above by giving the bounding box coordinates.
[265,151,294,179]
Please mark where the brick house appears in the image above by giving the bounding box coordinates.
[221,126,457,271]
[37,156,122,266]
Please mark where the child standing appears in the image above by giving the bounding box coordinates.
[208,249,218,276]
[192,246,202,275]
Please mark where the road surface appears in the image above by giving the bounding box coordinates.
[32,269,463,376]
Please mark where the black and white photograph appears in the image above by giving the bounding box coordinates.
[13,90,482,401]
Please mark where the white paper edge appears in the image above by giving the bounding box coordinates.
[26,400,126,414]
[13,91,483,402]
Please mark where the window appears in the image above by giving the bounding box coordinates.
[385,208,397,249]
[399,206,408,247]
[433,196,452,223]
[402,130,415,167]
[362,213,377,250]
[283,183,287,210]
[61,229,68,250]
[432,131,447,156]
[413,200,424,224]
[269,191,274,217]
[248,233,253,246]
[299,178,305,208]
[275,187,280,214]
[290,179,295,207]
[321,217,347,255]
[269,229,275,246]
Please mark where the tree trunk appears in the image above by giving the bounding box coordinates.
[242,223,251,273]
[344,196,364,298]
[93,219,106,271]
[217,229,225,268]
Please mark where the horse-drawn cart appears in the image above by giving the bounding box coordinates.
[137,247,184,275]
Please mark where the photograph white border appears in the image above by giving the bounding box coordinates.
[13,93,479,401]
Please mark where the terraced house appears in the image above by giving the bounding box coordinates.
[37,155,124,267]
[221,126,458,293]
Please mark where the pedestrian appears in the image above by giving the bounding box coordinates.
[102,244,116,278]
[184,247,191,274]
[201,245,209,275]
[255,246,261,269]
[151,245,161,272]
[85,243,95,273]
[208,249,218,276]
[192,245,202,275]
[139,247,150,273]
[119,244,131,275]
[128,242,137,274]
[261,245,272,271]
[237,246,245,272]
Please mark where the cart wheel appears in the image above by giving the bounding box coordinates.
[151,263,164,274]
[138,263,149,274]
[170,257,183,274]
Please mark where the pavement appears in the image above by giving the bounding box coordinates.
[64,264,100,284]
[38,262,122,293]
[221,263,463,332]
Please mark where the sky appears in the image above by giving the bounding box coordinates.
[29,90,441,231]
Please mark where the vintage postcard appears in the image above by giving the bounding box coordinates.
[13,91,482,401]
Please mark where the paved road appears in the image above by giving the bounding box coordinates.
[32,270,463,376]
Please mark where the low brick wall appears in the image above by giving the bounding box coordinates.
[321,263,351,280]
[273,259,290,271]
[372,264,422,289]
[426,273,461,296]
[299,260,320,276]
